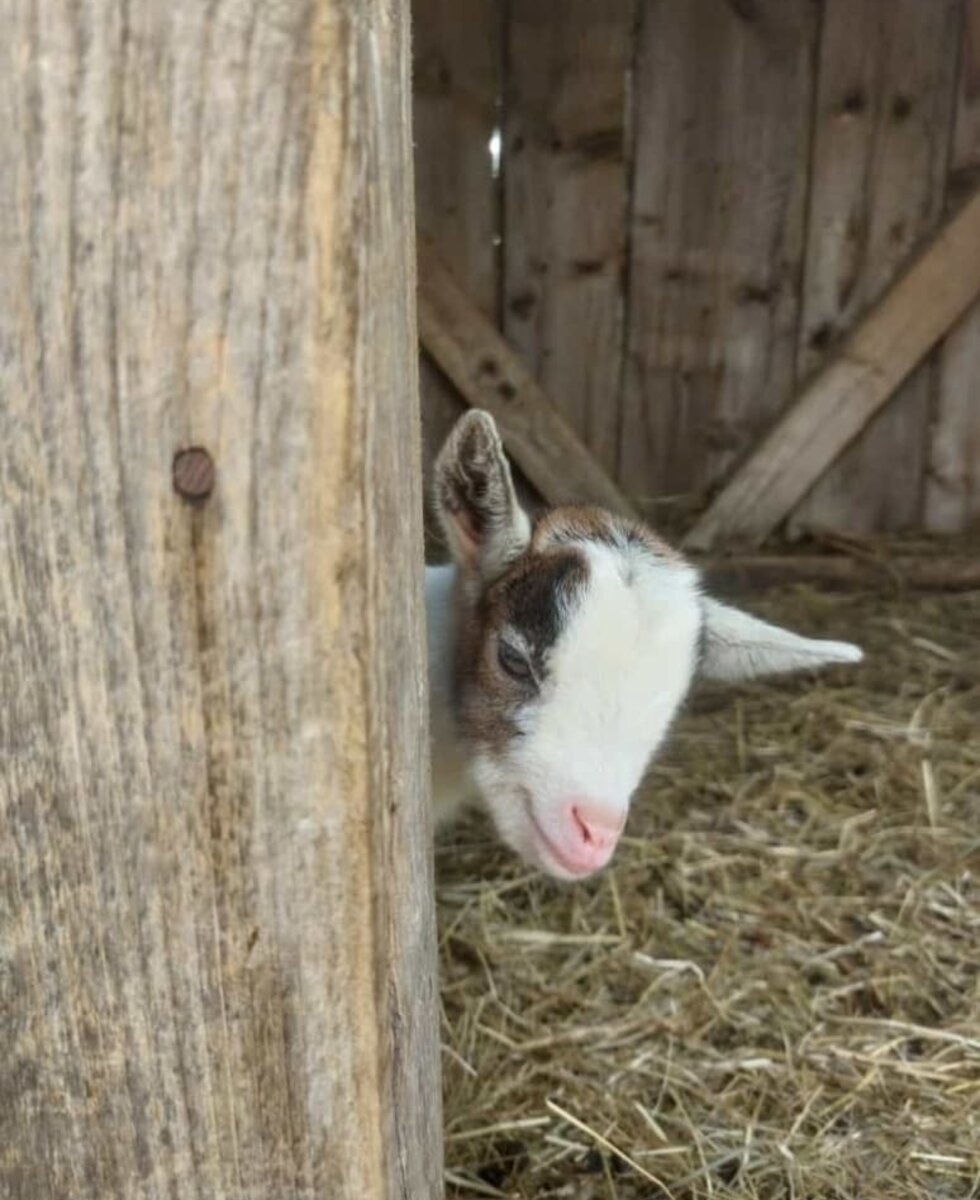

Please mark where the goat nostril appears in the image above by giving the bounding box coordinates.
[571,806,594,844]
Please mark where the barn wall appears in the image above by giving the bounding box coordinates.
[414,0,980,542]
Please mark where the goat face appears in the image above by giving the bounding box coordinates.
[433,411,862,881]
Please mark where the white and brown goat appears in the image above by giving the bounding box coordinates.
[426,411,862,881]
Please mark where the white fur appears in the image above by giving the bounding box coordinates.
[428,409,863,880]
[426,542,705,877]
[425,564,472,826]
[513,547,699,801]
[425,549,863,880]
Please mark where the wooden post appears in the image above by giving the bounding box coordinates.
[0,2,442,1199]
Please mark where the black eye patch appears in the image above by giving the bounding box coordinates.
[502,552,587,657]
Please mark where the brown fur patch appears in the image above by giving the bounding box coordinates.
[451,546,589,754]
[533,505,684,562]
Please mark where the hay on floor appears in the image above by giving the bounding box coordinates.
[436,585,980,1200]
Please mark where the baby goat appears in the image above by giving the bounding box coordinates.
[426,411,862,881]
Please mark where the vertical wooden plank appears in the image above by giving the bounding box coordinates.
[951,0,980,180]
[790,0,961,536]
[412,0,501,520]
[927,0,980,532]
[361,9,443,1192]
[502,0,633,477]
[619,0,818,529]
[0,1,440,1197]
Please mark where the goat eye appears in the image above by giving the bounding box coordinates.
[497,642,533,683]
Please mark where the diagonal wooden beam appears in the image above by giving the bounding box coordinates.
[417,237,641,520]
[685,187,980,552]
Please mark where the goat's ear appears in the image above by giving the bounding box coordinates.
[700,598,863,682]
[433,410,531,577]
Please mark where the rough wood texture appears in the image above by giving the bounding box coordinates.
[0,2,441,1198]
[502,0,633,476]
[790,0,961,536]
[411,0,977,540]
[413,0,501,503]
[928,0,980,532]
[685,187,980,552]
[951,0,980,184]
[619,0,817,525]
[419,238,639,517]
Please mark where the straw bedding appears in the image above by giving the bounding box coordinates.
[435,583,980,1199]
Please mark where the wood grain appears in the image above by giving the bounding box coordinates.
[412,0,502,523]
[790,0,961,536]
[927,0,980,532]
[685,187,980,552]
[0,2,441,1198]
[502,0,633,477]
[619,0,818,526]
[419,238,639,518]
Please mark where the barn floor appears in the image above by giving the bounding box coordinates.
[435,582,980,1200]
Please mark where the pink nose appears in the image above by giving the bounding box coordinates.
[550,798,625,874]
[573,800,624,847]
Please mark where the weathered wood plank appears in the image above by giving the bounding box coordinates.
[502,0,633,477]
[684,187,980,552]
[790,0,961,536]
[418,238,639,517]
[951,0,980,186]
[412,0,501,503]
[0,2,440,1198]
[927,0,980,532]
[619,0,818,528]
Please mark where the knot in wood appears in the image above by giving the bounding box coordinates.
[173,447,215,504]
